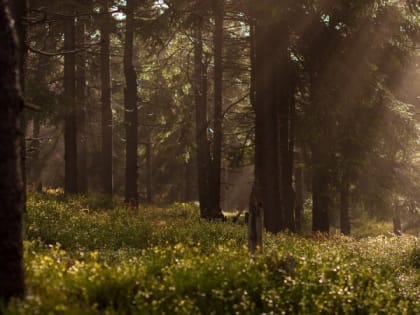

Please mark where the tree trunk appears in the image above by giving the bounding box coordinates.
[248,185,263,253]
[311,146,330,233]
[64,16,78,194]
[10,0,27,214]
[76,16,88,194]
[124,0,138,207]
[194,17,211,218]
[340,174,351,235]
[30,116,41,182]
[208,0,224,219]
[254,15,282,233]
[101,0,113,196]
[146,139,152,204]
[294,166,304,232]
[0,2,25,301]
[277,52,296,232]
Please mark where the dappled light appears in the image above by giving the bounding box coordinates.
[0,0,419,313]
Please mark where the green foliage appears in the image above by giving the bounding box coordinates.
[6,194,418,314]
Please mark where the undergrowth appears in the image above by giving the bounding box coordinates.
[2,193,418,314]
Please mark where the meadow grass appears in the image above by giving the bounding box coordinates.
[3,193,419,314]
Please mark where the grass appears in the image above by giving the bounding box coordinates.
[2,193,419,314]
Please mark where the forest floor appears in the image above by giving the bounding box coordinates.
[2,193,419,314]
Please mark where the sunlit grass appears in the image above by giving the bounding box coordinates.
[3,193,418,314]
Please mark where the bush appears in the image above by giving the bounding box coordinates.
[5,194,418,314]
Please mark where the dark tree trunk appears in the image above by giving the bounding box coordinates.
[277,52,296,232]
[101,0,113,196]
[184,159,194,202]
[340,174,351,235]
[248,185,263,253]
[0,2,25,301]
[208,0,224,219]
[76,17,88,194]
[64,16,78,194]
[194,17,211,218]
[124,0,138,207]
[30,116,41,181]
[10,0,27,214]
[145,139,152,204]
[311,146,330,233]
[294,166,304,232]
[254,16,282,233]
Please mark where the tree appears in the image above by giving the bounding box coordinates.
[124,0,139,207]
[76,1,90,194]
[193,14,211,218]
[0,0,25,301]
[64,12,78,194]
[208,0,224,218]
[101,0,113,196]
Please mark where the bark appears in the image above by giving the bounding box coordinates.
[294,166,304,232]
[30,116,41,182]
[10,0,27,214]
[124,0,138,207]
[277,53,296,232]
[76,17,88,194]
[101,0,113,196]
[340,174,351,235]
[184,159,194,202]
[145,139,152,204]
[208,0,224,218]
[0,1,25,301]
[64,16,78,194]
[248,185,263,253]
[254,17,282,233]
[194,16,211,218]
[311,146,330,232]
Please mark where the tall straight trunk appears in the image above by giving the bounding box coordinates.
[64,16,78,194]
[311,145,330,232]
[101,0,113,196]
[254,18,282,233]
[277,58,295,232]
[124,0,138,207]
[76,17,88,194]
[208,0,224,218]
[310,71,330,233]
[294,166,304,232]
[184,159,194,202]
[11,0,27,213]
[194,17,211,218]
[145,137,152,204]
[0,2,25,301]
[30,116,41,181]
[340,174,351,235]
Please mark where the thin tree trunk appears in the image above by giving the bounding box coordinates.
[76,16,88,194]
[64,15,78,194]
[145,138,152,204]
[194,17,211,218]
[124,0,138,207]
[208,0,224,219]
[294,166,304,232]
[0,2,25,301]
[101,0,113,196]
[30,116,41,182]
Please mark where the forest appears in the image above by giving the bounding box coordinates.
[0,0,419,314]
